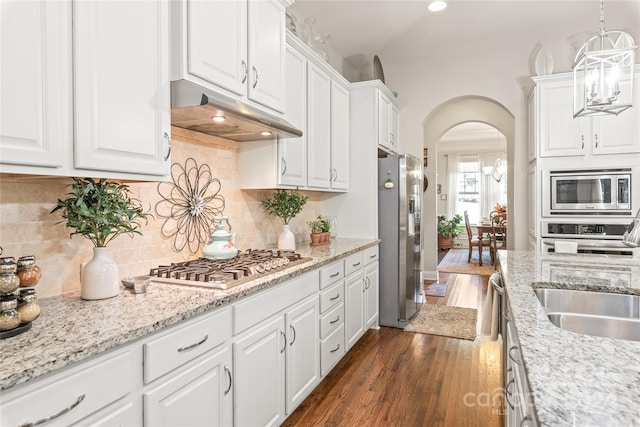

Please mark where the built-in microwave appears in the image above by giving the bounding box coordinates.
[549,169,632,215]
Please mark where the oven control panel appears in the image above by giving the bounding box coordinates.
[546,223,628,237]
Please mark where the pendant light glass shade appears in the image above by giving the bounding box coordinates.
[572,0,637,118]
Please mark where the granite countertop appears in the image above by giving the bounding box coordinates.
[498,250,640,426]
[0,238,379,392]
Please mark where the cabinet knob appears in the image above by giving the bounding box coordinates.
[163,132,171,161]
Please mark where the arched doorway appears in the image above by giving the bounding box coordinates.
[422,96,515,278]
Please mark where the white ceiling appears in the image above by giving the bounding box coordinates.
[287,0,640,68]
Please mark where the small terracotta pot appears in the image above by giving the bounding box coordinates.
[310,233,322,245]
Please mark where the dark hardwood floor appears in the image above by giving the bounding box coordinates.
[282,272,504,427]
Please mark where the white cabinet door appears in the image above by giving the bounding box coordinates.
[72,400,140,426]
[537,79,587,157]
[144,345,233,427]
[345,270,365,350]
[186,0,247,97]
[247,0,286,113]
[73,0,170,176]
[377,91,391,149]
[364,262,379,328]
[278,45,307,187]
[234,315,285,427]
[285,296,320,414]
[330,81,350,190]
[0,0,71,172]
[307,62,332,189]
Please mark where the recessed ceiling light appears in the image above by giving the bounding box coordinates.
[260,131,272,136]
[212,114,226,122]
[428,1,447,12]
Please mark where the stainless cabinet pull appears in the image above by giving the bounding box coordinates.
[594,133,598,148]
[224,365,232,395]
[581,135,585,149]
[281,158,287,176]
[177,334,209,352]
[329,293,340,301]
[163,132,171,161]
[365,277,371,290]
[508,345,522,365]
[504,379,515,410]
[352,262,361,267]
[330,343,341,353]
[369,254,377,259]
[252,66,258,88]
[520,414,533,426]
[329,272,340,278]
[280,330,286,353]
[289,325,296,346]
[18,394,86,427]
[329,168,334,181]
[333,168,337,182]
[362,278,366,292]
[329,315,340,324]
[241,60,247,84]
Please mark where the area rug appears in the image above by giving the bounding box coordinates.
[437,248,496,276]
[424,282,447,297]
[404,304,477,341]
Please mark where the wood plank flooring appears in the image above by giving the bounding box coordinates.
[282,272,504,427]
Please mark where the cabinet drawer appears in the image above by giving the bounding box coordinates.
[320,302,344,339]
[144,308,231,383]
[233,270,318,335]
[319,281,344,313]
[320,324,345,376]
[319,261,344,289]
[1,350,133,427]
[344,252,366,276]
[364,246,379,265]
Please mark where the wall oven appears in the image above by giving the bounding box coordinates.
[549,168,632,215]
[541,222,640,258]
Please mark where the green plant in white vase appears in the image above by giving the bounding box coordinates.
[261,188,308,250]
[51,177,151,300]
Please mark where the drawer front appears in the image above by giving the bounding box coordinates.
[320,302,344,339]
[344,252,366,276]
[320,324,345,376]
[319,261,344,289]
[364,246,379,265]
[319,281,344,313]
[233,270,318,335]
[145,308,231,383]
[1,350,133,427]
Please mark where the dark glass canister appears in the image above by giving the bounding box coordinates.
[0,257,20,294]
[17,255,42,287]
[0,294,22,331]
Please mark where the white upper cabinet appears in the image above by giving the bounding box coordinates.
[174,0,287,114]
[307,62,332,189]
[377,90,399,153]
[330,81,350,190]
[0,0,171,180]
[74,0,170,177]
[0,0,71,173]
[534,68,640,158]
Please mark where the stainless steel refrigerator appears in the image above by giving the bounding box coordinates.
[378,153,423,328]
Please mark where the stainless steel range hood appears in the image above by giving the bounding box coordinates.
[170,80,303,142]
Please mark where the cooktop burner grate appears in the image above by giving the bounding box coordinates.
[147,249,308,290]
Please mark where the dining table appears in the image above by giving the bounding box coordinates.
[476,223,506,266]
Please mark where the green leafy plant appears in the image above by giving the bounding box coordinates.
[51,177,151,247]
[437,214,463,239]
[307,215,330,233]
[261,188,308,225]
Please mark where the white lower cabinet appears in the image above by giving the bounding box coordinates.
[364,261,379,328]
[345,269,365,350]
[144,344,233,427]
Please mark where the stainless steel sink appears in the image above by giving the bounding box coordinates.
[534,288,640,342]
[546,312,640,342]
[534,288,640,319]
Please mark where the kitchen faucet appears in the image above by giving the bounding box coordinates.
[622,209,640,247]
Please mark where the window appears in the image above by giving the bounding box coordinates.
[457,159,480,223]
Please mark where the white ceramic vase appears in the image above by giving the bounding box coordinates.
[278,224,296,250]
[81,247,120,300]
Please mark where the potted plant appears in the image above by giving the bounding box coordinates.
[51,178,151,300]
[307,215,331,245]
[261,188,308,250]
[437,214,463,250]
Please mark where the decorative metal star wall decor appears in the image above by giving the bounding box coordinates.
[156,158,225,253]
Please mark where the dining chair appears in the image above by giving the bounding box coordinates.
[464,211,490,263]
[489,212,507,265]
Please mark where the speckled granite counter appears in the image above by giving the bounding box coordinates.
[0,238,379,392]
[498,250,640,426]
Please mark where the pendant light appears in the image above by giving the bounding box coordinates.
[572,0,637,117]
[488,130,506,183]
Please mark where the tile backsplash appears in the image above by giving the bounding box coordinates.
[0,128,326,297]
